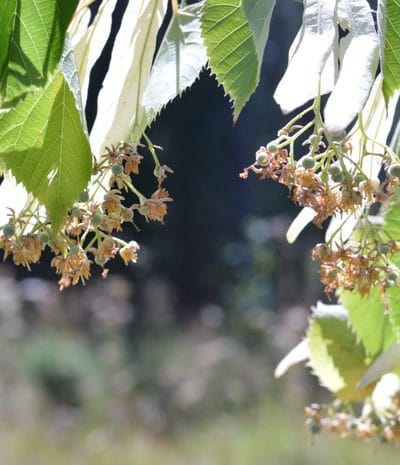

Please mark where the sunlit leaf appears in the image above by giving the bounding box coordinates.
[142,2,207,126]
[307,304,372,401]
[340,288,396,357]
[378,0,400,102]
[358,344,400,388]
[0,71,92,231]
[2,0,79,104]
[201,0,276,121]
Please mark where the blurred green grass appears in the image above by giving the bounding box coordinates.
[1,400,400,465]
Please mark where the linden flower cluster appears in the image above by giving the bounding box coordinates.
[241,102,400,295]
[0,141,173,290]
[305,400,400,444]
[312,241,400,295]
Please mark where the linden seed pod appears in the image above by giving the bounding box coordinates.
[78,191,89,202]
[69,245,80,255]
[331,172,345,183]
[3,223,15,237]
[309,422,321,435]
[256,153,269,166]
[300,155,315,169]
[353,173,366,184]
[328,164,342,177]
[91,212,103,227]
[308,134,320,147]
[71,208,81,218]
[39,231,50,244]
[388,164,400,178]
[266,142,278,152]
[387,269,400,283]
[111,164,124,175]
[379,244,391,255]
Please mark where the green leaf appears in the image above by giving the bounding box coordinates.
[142,2,208,126]
[201,0,276,121]
[307,306,372,401]
[379,195,400,337]
[0,71,92,231]
[59,37,87,133]
[2,0,79,104]
[0,0,16,94]
[378,0,400,101]
[340,288,396,357]
[241,0,275,64]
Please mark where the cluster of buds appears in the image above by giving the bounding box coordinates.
[312,241,400,295]
[306,400,400,444]
[240,108,400,297]
[0,141,173,290]
[241,136,392,228]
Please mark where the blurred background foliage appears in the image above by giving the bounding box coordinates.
[2,0,400,463]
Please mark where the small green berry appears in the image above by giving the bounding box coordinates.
[277,129,287,137]
[111,164,124,175]
[2,223,15,237]
[388,163,400,178]
[331,172,345,183]
[71,208,81,218]
[256,153,269,166]
[91,212,103,227]
[300,155,315,169]
[348,420,358,430]
[39,231,50,244]
[353,172,366,184]
[78,191,89,202]
[308,422,321,434]
[266,142,278,152]
[69,244,80,255]
[379,243,391,255]
[387,269,400,283]
[308,134,320,147]
[328,164,342,177]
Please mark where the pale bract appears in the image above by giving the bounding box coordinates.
[274,0,337,114]
[324,0,379,135]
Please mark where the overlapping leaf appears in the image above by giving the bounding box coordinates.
[378,0,400,102]
[307,306,372,401]
[340,288,395,356]
[142,2,207,126]
[0,71,92,231]
[1,0,79,104]
[201,0,276,121]
[90,0,168,155]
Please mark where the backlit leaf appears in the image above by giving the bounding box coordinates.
[201,0,276,121]
[378,0,400,102]
[2,0,79,104]
[0,71,92,231]
[340,288,396,357]
[142,2,207,126]
[307,305,372,401]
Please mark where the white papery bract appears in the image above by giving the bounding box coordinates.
[325,75,399,246]
[324,0,379,135]
[274,0,338,114]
